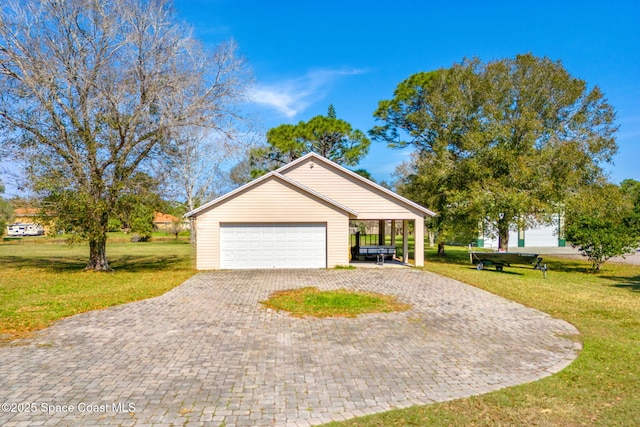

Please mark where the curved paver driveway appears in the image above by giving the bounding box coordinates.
[0,269,580,426]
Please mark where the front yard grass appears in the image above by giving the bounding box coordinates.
[0,240,194,342]
[3,239,639,425]
[261,287,411,318]
[323,246,640,426]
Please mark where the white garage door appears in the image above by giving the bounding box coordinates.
[525,224,558,247]
[220,223,326,269]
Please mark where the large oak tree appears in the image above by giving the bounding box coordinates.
[373,54,618,250]
[0,0,246,270]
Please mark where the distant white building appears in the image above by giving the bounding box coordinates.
[477,214,565,249]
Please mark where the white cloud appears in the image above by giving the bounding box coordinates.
[249,68,367,118]
[250,86,307,118]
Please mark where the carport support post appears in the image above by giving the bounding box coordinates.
[414,218,424,267]
[391,220,396,248]
[378,220,385,246]
[402,220,409,264]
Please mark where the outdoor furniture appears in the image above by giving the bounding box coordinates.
[357,245,396,263]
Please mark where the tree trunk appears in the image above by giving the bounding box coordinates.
[497,216,510,251]
[85,212,112,272]
[190,217,196,247]
[86,237,112,271]
[437,242,446,256]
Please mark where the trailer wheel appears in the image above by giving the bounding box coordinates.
[496,265,504,272]
[476,262,484,271]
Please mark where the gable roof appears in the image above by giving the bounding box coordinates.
[185,170,359,218]
[276,152,436,217]
[153,212,180,223]
[14,208,40,217]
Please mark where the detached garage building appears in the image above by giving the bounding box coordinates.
[186,153,435,270]
[479,214,566,249]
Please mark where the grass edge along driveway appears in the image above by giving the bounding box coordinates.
[322,247,640,426]
[0,240,195,342]
[2,241,639,425]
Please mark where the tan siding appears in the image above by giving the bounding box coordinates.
[194,217,217,270]
[281,158,424,219]
[196,177,349,269]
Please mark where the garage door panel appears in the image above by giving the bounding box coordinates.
[220,223,326,269]
[526,225,558,247]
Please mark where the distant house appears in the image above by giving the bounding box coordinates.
[13,207,40,223]
[153,212,189,232]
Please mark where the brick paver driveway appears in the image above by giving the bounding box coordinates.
[0,269,580,426]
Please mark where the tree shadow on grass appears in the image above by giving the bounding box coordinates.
[542,258,593,274]
[600,275,640,293]
[0,255,86,272]
[468,267,524,276]
[0,254,189,273]
[425,252,471,266]
[111,254,189,273]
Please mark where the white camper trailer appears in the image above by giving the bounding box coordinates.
[6,222,44,237]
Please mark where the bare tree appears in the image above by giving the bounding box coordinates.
[163,128,237,213]
[0,0,248,270]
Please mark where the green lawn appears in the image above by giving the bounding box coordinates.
[0,239,194,341]
[2,240,639,425]
[323,246,640,426]
[261,287,411,318]
[3,230,190,244]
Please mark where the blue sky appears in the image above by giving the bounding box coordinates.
[184,1,638,183]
